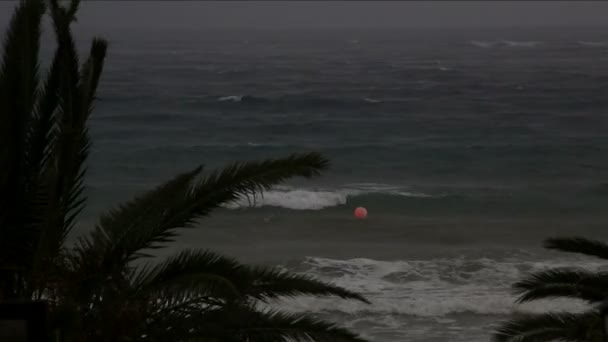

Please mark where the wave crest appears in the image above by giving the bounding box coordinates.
[217,95,268,103]
[503,40,542,47]
[225,189,348,210]
[276,256,604,317]
[224,185,434,210]
[217,95,244,102]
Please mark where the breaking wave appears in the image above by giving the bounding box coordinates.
[217,95,244,102]
[277,256,604,317]
[224,185,434,210]
[217,95,269,103]
[502,40,542,47]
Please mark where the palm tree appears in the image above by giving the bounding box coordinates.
[0,0,369,341]
[494,237,608,342]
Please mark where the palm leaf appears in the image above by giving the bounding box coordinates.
[494,311,604,342]
[148,305,368,342]
[59,37,107,240]
[78,166,203,268]
[82,153,327,275]
[78,38,107,117]
[47,0,89,238]
[26,25,64,269]
[544,237,608,260]
[0,0,44,161]
[132,249,368,316]
[28,0,99,299]
[0,1,366,341]
[0,0,45,298]
[132,249,243,302]
[29,34,61,176]
[243,266,370,304]
[26,1,106,302]
[514,268,608,303]
[67,166,205,303]
[516,284,608,305]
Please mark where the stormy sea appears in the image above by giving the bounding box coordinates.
[70,27,608,341]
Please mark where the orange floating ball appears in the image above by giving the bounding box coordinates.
[354,206,368,219]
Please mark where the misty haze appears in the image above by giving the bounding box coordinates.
[1,1,608,342]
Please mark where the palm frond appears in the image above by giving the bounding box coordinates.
[49,0,79,31]
[516,284,608,305]
[0,1,365,341]
[27,0,100,299]
[47,0,89,240]
[0,0,45,298]
[0,0,44,149]
[244,266,370,304]
[544,237,608,260]
[65,0,80,21]
[149,305,368,342]
[493,311,603,342]
[71,166,203,284]
[0,0,45,185]
[132,249,368,319]
[82,153,327,274]
[27,12,65,177]
[514,268,608,303]
[58,37,107,241]
[78,38,107,117]
[132,249,242,301]
[92,166,202,252]
[24,26,65,260]
[166,152,328,238]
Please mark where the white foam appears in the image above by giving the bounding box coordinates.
[223,185,434,210]
[364,98,382,103]
[345,183,434,198]
[274,256,604,317]
[470,40,497,48]
[217,95,244,102]
[225,189,349,210]
[502,40,542,48]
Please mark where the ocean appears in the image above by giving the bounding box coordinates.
[71,27,608,341]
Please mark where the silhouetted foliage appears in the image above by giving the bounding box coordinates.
[0,1,368,341]
[494,236,608,342]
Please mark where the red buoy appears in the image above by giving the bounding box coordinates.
[354,207,368,219]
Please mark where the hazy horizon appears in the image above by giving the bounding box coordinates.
[2,1,608,30]
[1,1,607,342]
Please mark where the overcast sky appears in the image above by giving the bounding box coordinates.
[1,1,607,29]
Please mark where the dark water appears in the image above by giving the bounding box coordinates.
[83,28,608,219]
[67,27,608,340]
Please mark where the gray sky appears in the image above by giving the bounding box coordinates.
[1,1,607,29]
